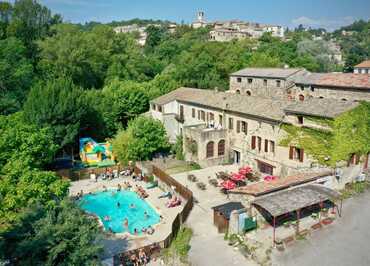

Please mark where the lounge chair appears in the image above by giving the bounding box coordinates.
[146,180,158,189]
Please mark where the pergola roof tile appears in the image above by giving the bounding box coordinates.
[252,184,341,217]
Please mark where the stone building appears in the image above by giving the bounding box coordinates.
[354,60,370,74]
[230,67,370,102]
[149,86,368,182]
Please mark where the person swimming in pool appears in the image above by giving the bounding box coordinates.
[117,202,121,208]
[144,211,149,220]
[104,215,111,221]
[123,218,128,228]
[130,203,136,209]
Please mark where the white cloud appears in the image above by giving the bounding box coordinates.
[291,16,355,31]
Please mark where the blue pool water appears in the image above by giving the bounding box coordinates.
[79,190,160,234]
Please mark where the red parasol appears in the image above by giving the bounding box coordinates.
[221,180,236,190]
[241,166,253,173]
[231,173,245,181]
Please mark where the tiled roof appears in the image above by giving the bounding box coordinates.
[284,98,359,118]
[231,170,332,196]
[230,68,305,79]
[294,72,370,89]
[355,60,370,68]
[151,87,359,120]
[151,87,290,121]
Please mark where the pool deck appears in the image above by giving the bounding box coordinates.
[70,176,185,258]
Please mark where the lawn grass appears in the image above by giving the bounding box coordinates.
[161,227,193,264]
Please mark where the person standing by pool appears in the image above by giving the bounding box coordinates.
[134,228,138,235]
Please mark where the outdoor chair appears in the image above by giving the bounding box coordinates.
[209,179,218,187]
[196,182,206,190]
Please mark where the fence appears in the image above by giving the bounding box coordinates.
[56,165,124,181]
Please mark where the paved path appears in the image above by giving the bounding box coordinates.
[272,191,370,266]
[172,165,258,266]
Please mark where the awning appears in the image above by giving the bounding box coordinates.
[252,184,341,217]
[231,170,332,196]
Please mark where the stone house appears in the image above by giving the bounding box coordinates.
[149,87,368,182]
[230,67,370,102]
[354,60,370,74]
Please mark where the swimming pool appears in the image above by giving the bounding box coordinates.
[79,190,160,234]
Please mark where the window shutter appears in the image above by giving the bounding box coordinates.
[237,121,240,133]
[251,136,256,149]
[257,137,262,151]
[300,149,304,162]
[289,146,294,160]
[264,140,268,152]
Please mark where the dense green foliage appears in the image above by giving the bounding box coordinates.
[0,199,102,265]
[112,116,170,164]
[333,20,370,72]
[280,102,370,166]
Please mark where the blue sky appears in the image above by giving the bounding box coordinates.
[35,0,370,30]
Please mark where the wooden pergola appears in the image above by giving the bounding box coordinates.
[251,184,342,245]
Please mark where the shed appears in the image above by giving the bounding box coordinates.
[212,202,244,233]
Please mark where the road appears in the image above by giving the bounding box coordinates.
[273,191,370,266]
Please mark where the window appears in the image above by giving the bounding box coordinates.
[248,78,253,84]
[310,86,315,92]
[201,111,205,121]
[270,141,275,153]
[236,77,242,83]
[251,136,256,149]
[192,108,196,118]
[209,112,214,121]
[341,98,347,101]
[241,121,247,134]
[236,121,241,133]
[319,96,324,99]
[298,94,305,102]
[263,79,267,86]
[197,110,201,120]
[228,117,233,130]
[246,91,251,96]
[151,104,156,110]
[276,80,281,87]
[257,161,274,175]
[236,89,241,94]
[289,146,304,162]
[297,116,303,124]
[158,105,163,112]
[206,141,214,158]
[300,86,304,91]
[219,115,223,126]
[257,137,262,151]
[218,140,225,156]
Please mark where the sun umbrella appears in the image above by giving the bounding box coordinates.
[231,173,245,182]
[240,166,253,174]
[221,180,236,190]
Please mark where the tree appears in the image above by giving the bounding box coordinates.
[103,80,149,128]
[112,116,170,164]
[0,37,33,114]
[0,113,57,169]
[6,0,59,44]
[145,25,166,51]
[0,199,102,265]
[23,78,88,150]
